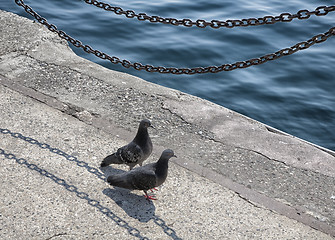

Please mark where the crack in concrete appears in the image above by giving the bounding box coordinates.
[161,103,189,126]
[160,101,298,171]
[207,135,290,166]
[238,146,289,166]
[160,101,291,166]
[45,233,68,240]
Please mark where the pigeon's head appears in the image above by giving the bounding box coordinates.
[140,119,155,129]
[161,149,177,160]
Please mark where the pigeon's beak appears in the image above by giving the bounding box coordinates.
[173,154,177,158]
[150,124,156,129]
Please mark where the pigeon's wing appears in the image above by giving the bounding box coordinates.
[118,142,144,164]
[129,167,157,190]
[107,172,134,189]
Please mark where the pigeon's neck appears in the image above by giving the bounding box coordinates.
[155,158,169,178]
[133,127,149,145]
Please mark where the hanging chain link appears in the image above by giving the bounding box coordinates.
[83,0,335,29]
[14,0,335,74]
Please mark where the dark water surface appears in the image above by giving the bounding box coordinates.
[2,0,335,150]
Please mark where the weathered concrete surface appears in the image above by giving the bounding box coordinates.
[0,10,335,239]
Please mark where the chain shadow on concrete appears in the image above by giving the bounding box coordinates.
[0,148,149,240]
[103,188,183,240]
[1,128,183,239]
[0,128,106,180]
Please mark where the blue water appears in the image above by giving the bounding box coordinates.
[2,0,335,151]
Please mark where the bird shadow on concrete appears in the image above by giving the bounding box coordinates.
[103,188,183,240]
[103,188,156,223]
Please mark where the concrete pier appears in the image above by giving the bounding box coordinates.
[1,10,334,239]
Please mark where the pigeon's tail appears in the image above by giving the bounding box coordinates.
[107,174,133,190]
[100,153,123,167]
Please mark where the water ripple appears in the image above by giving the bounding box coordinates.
[3,0,335,150]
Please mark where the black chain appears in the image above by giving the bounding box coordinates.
[83,0,335,29]
[14,0,335,74]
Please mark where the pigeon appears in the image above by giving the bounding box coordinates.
[101,119,154,170]
[107,149,177,200]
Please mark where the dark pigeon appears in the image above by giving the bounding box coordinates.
[101,119,154,170]
[107,149,177,200]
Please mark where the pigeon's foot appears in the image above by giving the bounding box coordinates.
[149,188,158,193]
[144,191,157,201]
[145,195,157,201]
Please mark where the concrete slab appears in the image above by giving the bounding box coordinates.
[0,9,334,239]
[0,83,332,240]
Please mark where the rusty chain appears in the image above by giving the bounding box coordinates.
[83,0,335,29]
[15,0,335,74]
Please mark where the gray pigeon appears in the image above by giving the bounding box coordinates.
[101,119,154,170]
[107,149,177,200]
